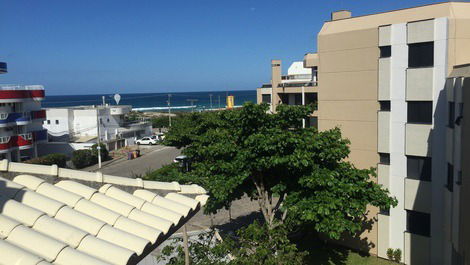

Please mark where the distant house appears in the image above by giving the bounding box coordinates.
[42,104,151,155]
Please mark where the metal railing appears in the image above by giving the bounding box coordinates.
[0,84,44,90]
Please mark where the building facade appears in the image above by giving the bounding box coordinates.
[257,2,470,264]
[43,105,151,151]
[0,62,48,161]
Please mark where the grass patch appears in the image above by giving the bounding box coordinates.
[294,234,396,265]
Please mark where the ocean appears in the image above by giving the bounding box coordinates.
[42,90,257,112]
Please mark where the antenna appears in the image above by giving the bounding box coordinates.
[167,94,172,127]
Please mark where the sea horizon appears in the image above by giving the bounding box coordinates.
[42,89,257,112]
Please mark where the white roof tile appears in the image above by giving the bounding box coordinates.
[0,161,208,265]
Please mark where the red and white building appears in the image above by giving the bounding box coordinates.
[0,62,47,161]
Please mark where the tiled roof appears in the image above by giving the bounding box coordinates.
[0,161,208,265]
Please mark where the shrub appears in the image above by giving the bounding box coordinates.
[91,143,109,161]
[393,248,402,263]
[151,116,169,128]
[25,153,67,168]
[386,248,394,261]
[72,149,95,169]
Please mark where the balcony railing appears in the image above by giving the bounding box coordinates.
[261,84,272,88]
[279,82,318,87]
[281,74,312,80]
[0,84,44,90]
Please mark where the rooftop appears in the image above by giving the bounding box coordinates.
[0,160,208,265]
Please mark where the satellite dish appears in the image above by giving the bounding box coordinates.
[114,94,121,105]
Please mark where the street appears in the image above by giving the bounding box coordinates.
[92,145,181,177]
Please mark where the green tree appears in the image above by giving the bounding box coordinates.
[91,143,109,161]
[163,103,397,239]
[157,222,306,265]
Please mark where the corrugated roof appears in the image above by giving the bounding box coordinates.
[0,160,208,265]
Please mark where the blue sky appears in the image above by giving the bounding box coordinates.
[0,0,444,95]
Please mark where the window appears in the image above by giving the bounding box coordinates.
[261,94,271,104]
[107,118,110,123]
[406,210,430,237]
[408,101,432,124]
[379,46,391,58]
[407,156,432,181]
[305,93,318,109]
[47,120,51,125]
[456,103,464,126]
[448,102,455,128]
[306,117,318,129]
[408,42,434,68]
[294,94,302,105]
[55,120,59,125]
[379,153,390,165]
[447,163,454,192]
[380,101,391,111]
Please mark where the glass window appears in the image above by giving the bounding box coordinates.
[380,101,391,111]
[305,93,318,109]
[261,94,271,104]
[379,153,390,165]
[408,42,434,68]
[447,163,454,192]
[408,101,432,124]
[47,120,51,125]
[448,102,455,128]
[306,117,318,129]
[407,156,432,181]
[55,120,59,125]
[379,46,391,58]
[294,94,302,105]
[407,210,431,237]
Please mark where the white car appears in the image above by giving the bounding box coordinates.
[151,133,165,142]
[135,136,158,145]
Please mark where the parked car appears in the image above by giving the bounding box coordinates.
[135,136,158,145]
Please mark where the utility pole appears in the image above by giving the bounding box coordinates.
[167,94,172,127]
[187,99,198,113]
[96,109,102,169]
[209,94,213,110]
[218,95,221,109]
[102,96,105,106]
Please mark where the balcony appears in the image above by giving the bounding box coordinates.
[0,112,33,127]
[0,62,7,74]
[279,81,317,88]
[17,133,33,149]
[404,232,430,265]
[405,123,432,156]
[261,83,272,88]
[0,85,45,101]
[404,178,432,213]
[406,67,433,100]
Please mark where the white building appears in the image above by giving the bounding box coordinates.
[0,62,48,161]
[43,105,151,152]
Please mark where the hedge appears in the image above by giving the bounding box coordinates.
[71,149,95,169]
[25,153,67,168]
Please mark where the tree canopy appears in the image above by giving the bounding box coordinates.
[161,103,397,239]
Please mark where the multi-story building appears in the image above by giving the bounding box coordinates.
[257,2,470,264]
[43,105,152,151]
[0,61,48,161]
[257,60,318,127]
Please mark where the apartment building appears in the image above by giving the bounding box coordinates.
[257,60,318,127]
[0,61,48,161]
[257,2,470,264]
[43,105,151,151]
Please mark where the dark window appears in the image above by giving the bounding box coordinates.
[261,94,271,104]
[407,210,431,237]
[408,42,434,68]
[305,93,318,109]
[47,120,51,125]
[447,163,454,192]
[407,156,432,181]
[379,46,391,58]
[448,102,455,128]
[294,94,302,105]
[55,120,59,125]
[456,103,464,126]
[379,153,390,165]
[457,170,462,185]
[306,117,318,129]
[380,101,391,111]
[408,101,432,124]
[107,118,110,123]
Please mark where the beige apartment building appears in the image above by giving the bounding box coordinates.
[257,2,470,264]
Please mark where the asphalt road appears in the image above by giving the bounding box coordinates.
[97,145,181,177]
